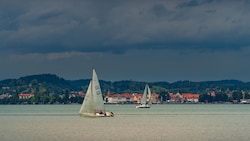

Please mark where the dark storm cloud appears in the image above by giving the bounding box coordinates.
[1,0,250,55]
[177,0,215,8]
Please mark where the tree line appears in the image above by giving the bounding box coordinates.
[0,74,250,104]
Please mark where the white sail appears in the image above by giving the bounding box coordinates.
[136,84,152,108]
[148,85,152,105]
[92,69,105,112]
[79,81,95,114]
[141,84,148,104]
[79,69,114,117]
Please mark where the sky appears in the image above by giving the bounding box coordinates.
[1,0,250,82]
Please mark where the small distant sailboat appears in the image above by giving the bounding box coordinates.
[136,84,152,108]
[79,69,114,117]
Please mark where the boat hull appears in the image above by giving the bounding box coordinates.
[136,104,150,108]
[79,111,114,118]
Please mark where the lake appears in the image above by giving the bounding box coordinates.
[1,104,250,141]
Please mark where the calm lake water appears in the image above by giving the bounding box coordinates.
[1,104,250,141]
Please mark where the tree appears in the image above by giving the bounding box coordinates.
[214,92,228,102]
[63,89,70,104]
[232,91,242,101]
[9,96,19,104]
[199,93,213,103]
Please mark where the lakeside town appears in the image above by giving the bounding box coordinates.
[0,74,250,104]
[1,87,249,105]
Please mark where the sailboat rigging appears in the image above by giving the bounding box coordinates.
[79,69,114,117]
[136,84,152,108]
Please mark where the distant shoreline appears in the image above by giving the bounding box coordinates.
[0,102,248,105]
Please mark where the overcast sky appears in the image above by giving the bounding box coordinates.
[1,0,250,82]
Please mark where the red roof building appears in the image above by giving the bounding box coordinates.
[18,93,34,99]
[182,93,200,99]
[182,93,200,103]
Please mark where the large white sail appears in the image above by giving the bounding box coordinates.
[92,69,105,112]
[79,81,95,114]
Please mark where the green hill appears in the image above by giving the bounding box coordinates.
[0,74,250,95]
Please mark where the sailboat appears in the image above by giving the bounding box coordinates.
[79,69,114,117]
[136,84,152,108]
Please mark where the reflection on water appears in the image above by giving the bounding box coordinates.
[1,104,250,141]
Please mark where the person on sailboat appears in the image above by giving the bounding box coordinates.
[110,112,114,117]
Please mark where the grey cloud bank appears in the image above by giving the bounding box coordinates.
[1,0,250,82]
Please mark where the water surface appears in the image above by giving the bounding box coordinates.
[1,104,250,141]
